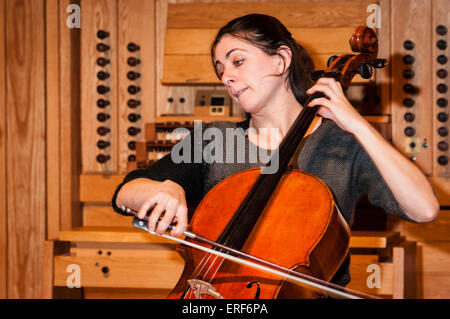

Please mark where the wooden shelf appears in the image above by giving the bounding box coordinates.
[156,115,245,123]
[58,226,178,244]
[349,231,401,248]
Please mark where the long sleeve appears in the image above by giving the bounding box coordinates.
[111,132,205,216]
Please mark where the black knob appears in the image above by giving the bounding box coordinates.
[404,127,416,137]
[438,127,448,137]
[96,43,110,52]
[404,112,415,122]
[437,141,449,151]
[168,97,174,103]
[403,40,414,50]
[437,55,448,65]
[127,99,141,108]
[403,98,415,108]
[127,57,141,66]
[402,55,415,65]
[127,42,140,52]
[101,266,110,274]
[97,57,110,66]
[128,141,136,150]
[437,84,448,93]
[128,155,136,162]
[356,64,373,79]
[437,98,448,108]
[403,69,415,79]
[127,127,141,136]
[437,155,448,166]
[437,40,447,50]
[96,154,110,163]
[128,85,140,94]
[97,85,110,94]
[437,69,448,79]
[436,25,447,36]
[127,71,140,80]
[97,140,110,149]
[96,99,110,108]
[437,112,448,122]
[403,83,417,94]
[179,97,185,103]
[97,126,110,136]
[128,113,141,122]
[97,30,109,39]
[97,113,110,122]
[97,71,110,80]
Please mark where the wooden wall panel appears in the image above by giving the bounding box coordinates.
[59,0,82,230]
[46,0,60,239]
[117,0,156,173]
[166,1,372,29]
[162,1,374,85]
[6,0,46,298]
[81,0,118,173]
[0,0,6,300]
[432,0,449,178]
[377,0,392,115]
[391,0,433,174]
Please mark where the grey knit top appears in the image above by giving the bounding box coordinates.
[112,118,411,286]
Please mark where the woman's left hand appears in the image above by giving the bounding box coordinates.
[306,77,366,134]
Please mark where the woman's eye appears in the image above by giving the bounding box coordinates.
[233,59,244,66]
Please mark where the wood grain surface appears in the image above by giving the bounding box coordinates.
[6,0,46,298]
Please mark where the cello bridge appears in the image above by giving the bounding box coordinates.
[187,279,224,299]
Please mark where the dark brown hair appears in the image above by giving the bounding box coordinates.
[211,14,314,106]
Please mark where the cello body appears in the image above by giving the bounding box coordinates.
[168,168,350,299]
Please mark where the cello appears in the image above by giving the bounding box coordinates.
[124,26,387,299]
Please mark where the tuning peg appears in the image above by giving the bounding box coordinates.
[354,64,373,79]
[327,55,338,67]
[368,59,387,69]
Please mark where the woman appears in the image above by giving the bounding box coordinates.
[112,14,439,287]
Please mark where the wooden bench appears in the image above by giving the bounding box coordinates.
[44,227,416,299]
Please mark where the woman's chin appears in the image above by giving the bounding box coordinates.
[238,100,260,115]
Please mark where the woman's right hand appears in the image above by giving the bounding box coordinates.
[135,179,188,237]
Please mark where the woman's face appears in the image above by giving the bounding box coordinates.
[214,34,287,114]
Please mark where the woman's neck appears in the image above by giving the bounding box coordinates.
[249,92,301,135]
[248,93,322,149]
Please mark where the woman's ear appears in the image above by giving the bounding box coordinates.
[276,45,292,75]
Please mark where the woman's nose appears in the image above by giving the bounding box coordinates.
[221,69,236,86]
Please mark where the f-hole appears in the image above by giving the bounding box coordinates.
[246,281,261,299]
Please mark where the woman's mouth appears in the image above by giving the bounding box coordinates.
[232,87,247,98]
